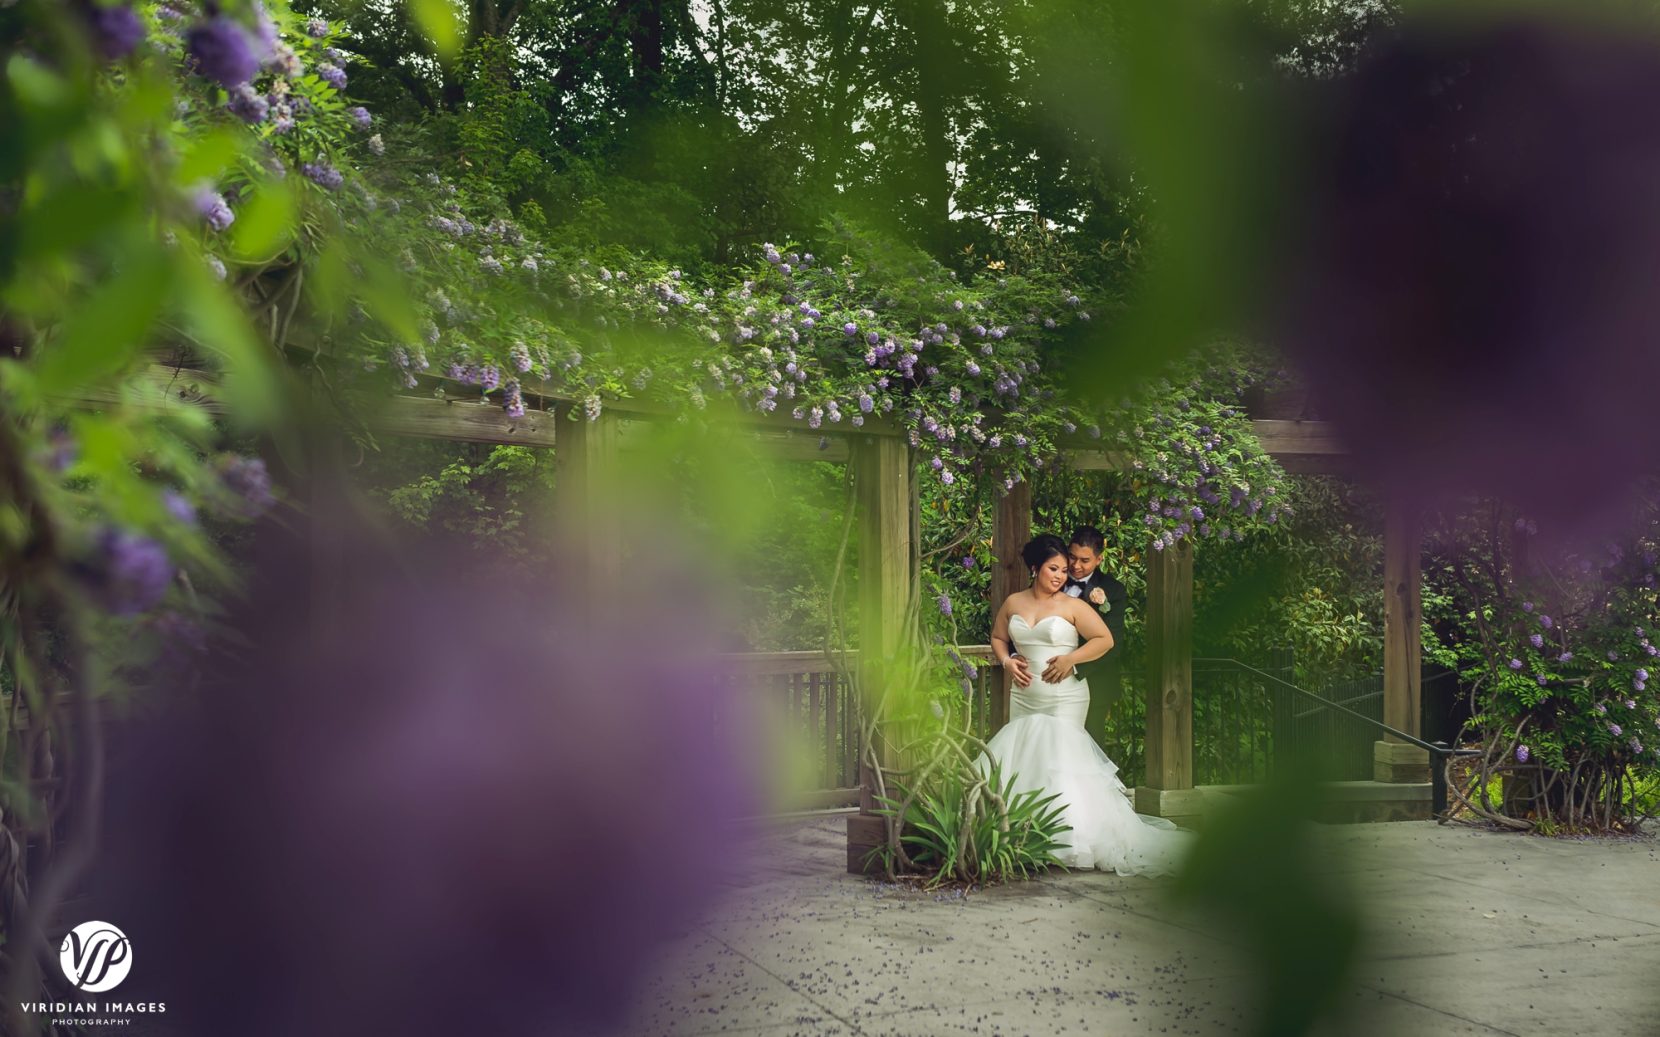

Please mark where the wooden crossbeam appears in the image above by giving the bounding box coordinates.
[65,363,1351,468]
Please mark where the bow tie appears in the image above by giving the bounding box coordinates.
[1067,578,1087,587]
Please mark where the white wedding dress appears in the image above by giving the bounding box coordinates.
[979,613,1193,877]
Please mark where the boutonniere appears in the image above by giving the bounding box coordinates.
[1089,587,1108,607]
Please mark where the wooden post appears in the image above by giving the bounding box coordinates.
[1136,539,1204,823]
[1376,502,1428,782]
[553,404,622,599]
[988,479,1032,733]
[846,435,917,872]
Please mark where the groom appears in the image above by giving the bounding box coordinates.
[1063,526,1128,753]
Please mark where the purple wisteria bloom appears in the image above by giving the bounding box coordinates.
[317,62,347,91]
[1515,744,1530,763]
[306,17,329,37]
[187,16,258,87]
[963,556,977,570]
[937,594,952,616]
[349,106,373,130]
[195,186,234,231]
[88,2,146,60]
[302,161,343,190]
[1529,633,1544,649]
[1610,723,1624,737]
[94,528,172,615]
[1508,658,1523,670]
[227,83,268,123]
[218,455,274,516]
[1540,615,1554,629]
[163,489,197,527]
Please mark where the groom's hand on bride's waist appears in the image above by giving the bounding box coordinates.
[1041,655,1075,683]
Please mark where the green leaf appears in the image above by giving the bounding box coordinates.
[229,180,297,261]
[17,184,132,265]
[174,126,246,188]
[34,244,173,394]
[410,0,462,59]
[175,264,282,428]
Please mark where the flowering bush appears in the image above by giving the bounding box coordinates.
[1427,495,1660,831]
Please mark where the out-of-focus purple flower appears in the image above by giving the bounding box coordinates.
[163,489,197,526]
[1638,668,1650,682]
[217,454,274,516]
[87,519,761,1037]
[90,528,172,615]
[317,62,347,91]
[195,186,235,231]
[265,41,302,77]
[1528,633,1544,649]
[1536,675,1547,686]
[1540,615,1554,630]
[1521,601,1534,613]
[1508,658,1523,671]
[937,594,953,616]
[1515,744,1530,763]
[1282,18,1660,527]
[1558,651,1574,663]
[86,2,146,60]
[349,106,373,130]
[205,254,227,281]
[306,16,329,37]
[963,556,977,570]
[187,16,258,87]
[502,381,525,419]
[1610,723,1624,737]
[248,0,278,56]
[302,161,343,191]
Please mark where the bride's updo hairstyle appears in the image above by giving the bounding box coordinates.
[1021,534,1069,571]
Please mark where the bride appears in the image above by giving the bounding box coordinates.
[984,534,1191,877]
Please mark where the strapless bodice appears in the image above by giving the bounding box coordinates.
[1007,613,1087,720]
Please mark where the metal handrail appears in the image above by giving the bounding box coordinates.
[1194,657,1480,820]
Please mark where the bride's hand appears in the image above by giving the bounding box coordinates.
[1042,655,1075,683]
[1003,656,1033,687]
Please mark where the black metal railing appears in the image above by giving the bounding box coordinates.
[1209,657,1481,817]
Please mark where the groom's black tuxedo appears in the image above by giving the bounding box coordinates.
[1065,570,1128,753]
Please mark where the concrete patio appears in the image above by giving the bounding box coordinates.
[622,813,1660,1036]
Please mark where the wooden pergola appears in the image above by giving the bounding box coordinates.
[101,362,1427,867]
